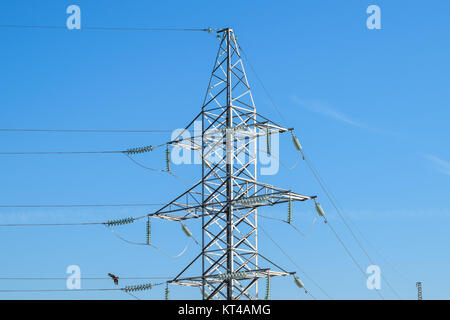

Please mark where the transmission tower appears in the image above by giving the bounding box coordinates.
[153,28,315,300]
[416,282,423,300]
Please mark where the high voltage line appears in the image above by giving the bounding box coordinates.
[0,144,166,156]
[301,151,402,299]
[0,206,344,300]
[0,129,173,133]
[0,213,310,228]
[0,134,402,299]
[259,225,332,300]
[0,222,103,227]
[0,25,217,32]
[0,282,165,293]
[0,288,119,293]
[0,132,201,155]
[240,41,401,299]
[0,150,124,155]
[0,276,171,280]
[0,203,165,208]
[0,137,402,298]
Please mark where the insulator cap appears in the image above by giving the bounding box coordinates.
[315,201,325,217]
[165,145,171,172]
[294,276,305,289]
[292,135,303,152]
[126,145,153,155]
[105,217,135,227]
[266,128,271,155]
[165,283,169,300]
[265,275,271,300]
[181,223,193,238]
[238,194,269,206]
[217,271,248,280]
[287,198,293,224]
[122,283,153,292]
[146,218,151,245]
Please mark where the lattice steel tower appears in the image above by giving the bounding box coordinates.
[153,28,314,300]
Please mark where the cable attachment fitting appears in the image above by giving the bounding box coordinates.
[181,223,192,238]
[293,275,308,294]
[125,145,153,155]
[291,132,305,160]
[122,283,153,293]
[217,271,248,280]
[165,282,169,300]
[165,145,171,172]
[105,217,135,227]
[146,217,151,245]
[265,274,271,300]
[313,199,327,223]
[238,194,270,206]
[287,198,293,224]
[266,128,271,155]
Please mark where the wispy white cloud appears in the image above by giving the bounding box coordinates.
[291,95,367,129]
[424,154,450,176]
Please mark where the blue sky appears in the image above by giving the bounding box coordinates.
[0,0,449,299]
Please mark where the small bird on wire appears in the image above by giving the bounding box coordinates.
[108,273,119,285]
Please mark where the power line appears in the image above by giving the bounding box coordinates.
[0,143,166,156]
[0,138,175,156]
[242,51,365,290]
[0,147,176,179]
[0,214,149,227]
[0,26,391,300]
[0,276,171,280]
[0,209,302,227]
[259,213,317,238]
[0,25,217,32]
[0,129,173,133]
[106,226,192,259]
[0,222,103,227]
[0,282,165,293]
[302,152,401,299]
[259,225,333,300]
[239,45,289,128]
[0,203,165,208]
[260,197,384,299]
[0,210,308,228]
[0,150,124,155]
[325,220,384,300]
[240,41,400,299]
[0,288,119,293]
[125,154,168,173]
[261,211,384,299]
[0,217,192,259]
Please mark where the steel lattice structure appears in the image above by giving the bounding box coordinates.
[152,28,315,300]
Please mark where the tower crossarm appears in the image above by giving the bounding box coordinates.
[167,112,293,152]
[149,178,314,222]
[169,268,294,287]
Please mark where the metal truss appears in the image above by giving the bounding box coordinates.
[153,28,315,300]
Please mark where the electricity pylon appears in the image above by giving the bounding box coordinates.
[153,28,315,300]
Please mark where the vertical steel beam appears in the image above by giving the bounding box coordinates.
[199,27,260,299]
[225,28,234,300]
